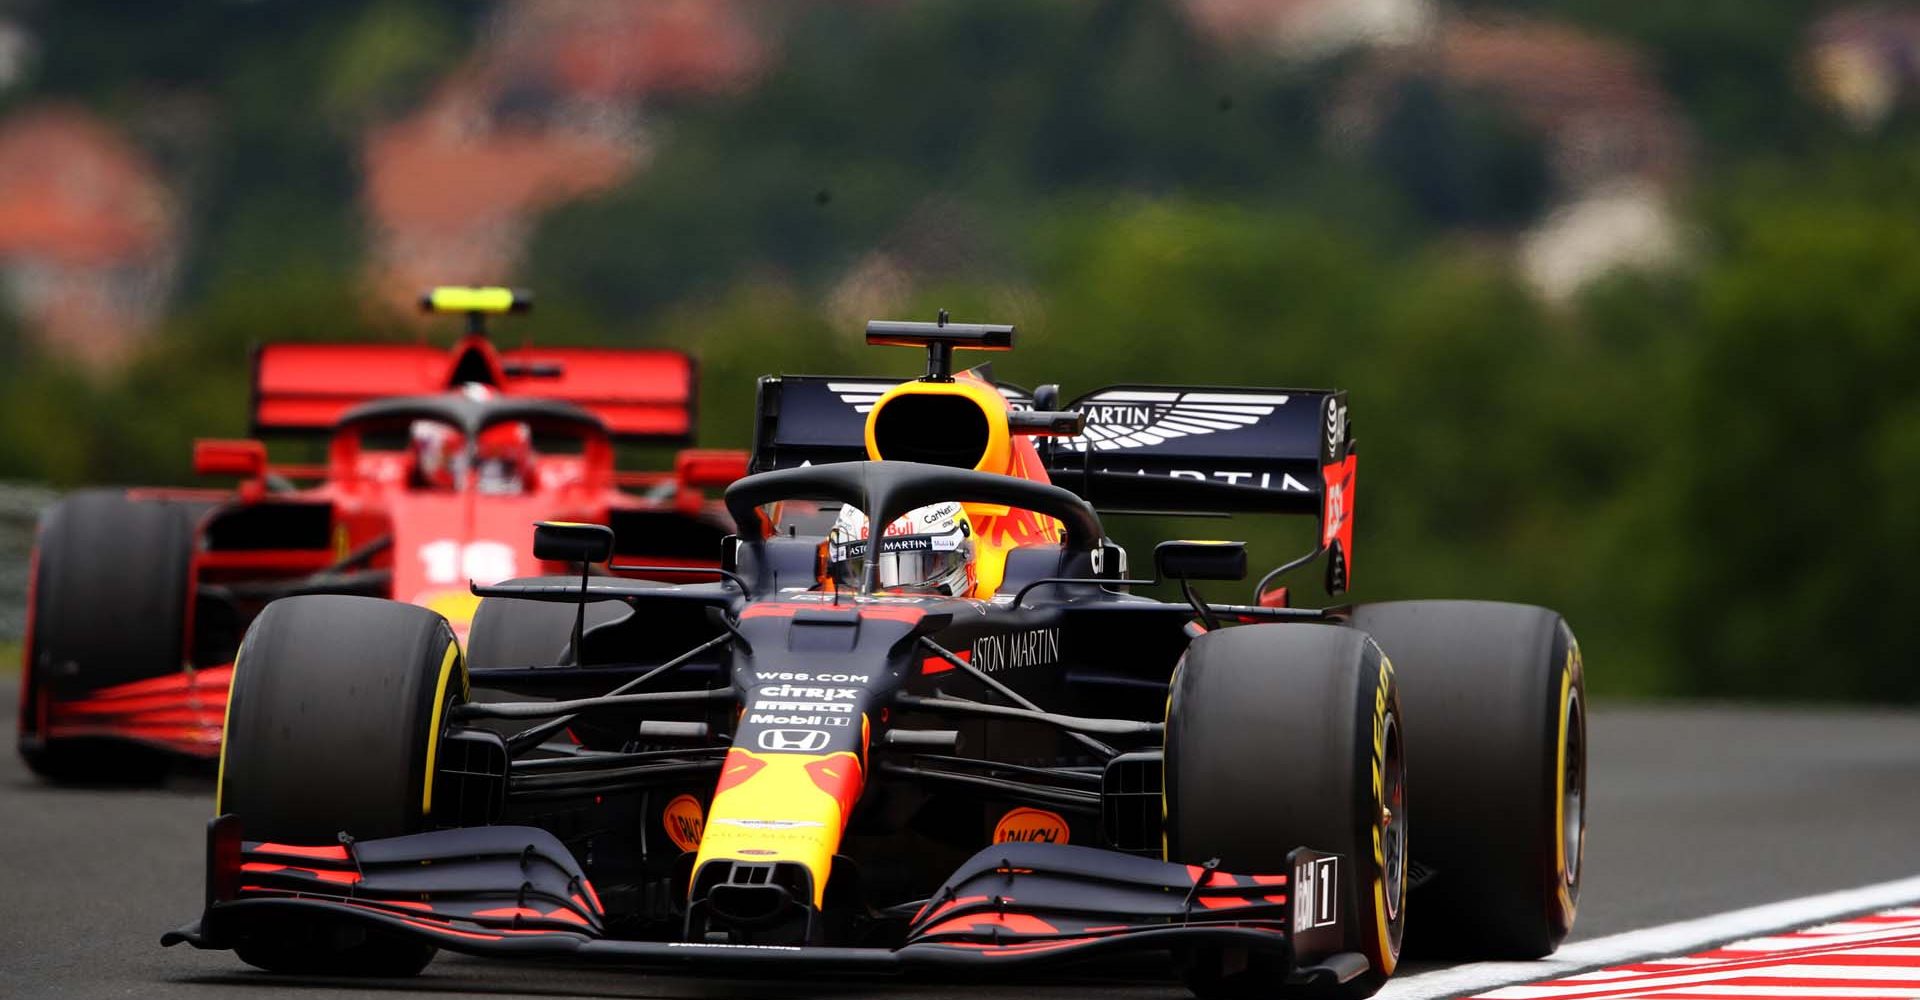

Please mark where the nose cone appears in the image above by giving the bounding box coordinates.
[692,747,865,912]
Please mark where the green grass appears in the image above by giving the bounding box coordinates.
[0,642,18,675]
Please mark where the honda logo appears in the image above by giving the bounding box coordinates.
[756,728,830,752]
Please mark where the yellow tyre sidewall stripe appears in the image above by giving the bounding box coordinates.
[213,640,244,816]
[421,639,464,817]
[1371,651,1399,975]
[1553,643,1582,920]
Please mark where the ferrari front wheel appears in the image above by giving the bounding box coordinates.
[20,489,198,783]
[1165,622,1406,999]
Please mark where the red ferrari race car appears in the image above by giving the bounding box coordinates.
[15,287,745,782]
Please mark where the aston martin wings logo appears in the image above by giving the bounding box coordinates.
[828,381,1031,413]
[827,382,889,414]
[1062,390,1286,452]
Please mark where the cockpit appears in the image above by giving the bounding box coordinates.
[333,388,612,497]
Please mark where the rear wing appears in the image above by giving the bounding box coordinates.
[1056,383,1355,594]
[1045,384,1347,517]
[751,373,1354,591]
[250,338,696,443]
[750,376,1351,513]
[749,375,1032,470]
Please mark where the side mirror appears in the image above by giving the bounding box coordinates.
[1154,540,1248,582]
[194,439,267,479]
[676,449,749,491]
[1008,409,1087,436]
[1013,382,1084,437]
[533,521,614,564]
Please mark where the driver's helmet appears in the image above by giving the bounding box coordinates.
[408,420,466,491]
[475,421,532,495]
[826,501,975,596]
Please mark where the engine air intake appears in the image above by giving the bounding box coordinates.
[865,379,1011,473]
[870,393,991,469]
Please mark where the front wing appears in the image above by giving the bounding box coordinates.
[28,666,231,759]
[165,817,1364,982]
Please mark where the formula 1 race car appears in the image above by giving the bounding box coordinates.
[166,319,1586,998]
[17,288,744,782]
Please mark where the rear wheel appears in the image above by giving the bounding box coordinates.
[219,594,464,975]
[466,580,642,748]
[1166,623,1405,999]
[466,577,635,669]
[1349,601,1583,959]
[20,490,199,783]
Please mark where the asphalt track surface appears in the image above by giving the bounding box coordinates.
[4,686,1919,1000]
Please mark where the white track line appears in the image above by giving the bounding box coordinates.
[1377,875,1920,1000]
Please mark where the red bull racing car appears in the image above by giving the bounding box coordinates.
[165,319,1586,997]
[17,288,744,781]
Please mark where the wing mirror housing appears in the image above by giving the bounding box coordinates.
[533,521,614,565]
[193,439,267,479]
[1007,409,1086,436]
[1154,540,1248,582]
[1007,383,1086,437]
[532,520,613,669]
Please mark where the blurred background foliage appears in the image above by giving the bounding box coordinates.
[1,0,1917,700]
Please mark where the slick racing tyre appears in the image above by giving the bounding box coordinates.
[1166,623,1406,1000]
[218,595,465,976]
[467,579,643,748]
[1349,601,1584,959]
[20,489,200,783]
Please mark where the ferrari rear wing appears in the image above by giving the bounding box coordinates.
[250,337,697,444]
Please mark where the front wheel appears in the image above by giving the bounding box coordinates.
[218,595,464,975]
[21,489,199,782]
[1165,623,1406,999]
[1349,600,1584,959]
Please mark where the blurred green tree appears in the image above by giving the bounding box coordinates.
[8,0,1920,705]
[1457,0,1829,156]
[1657,147,1920,700]
[1368,78,1552,229]
[527,0,1360,322]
